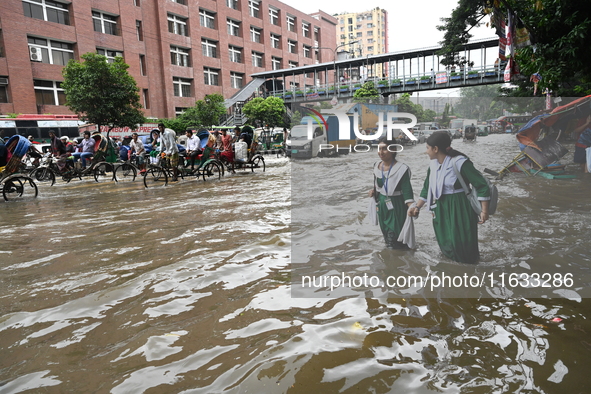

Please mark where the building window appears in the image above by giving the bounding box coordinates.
[28,37,73,66]
[367,46,374,52]
[96,48,123,63]
[172,0,186,4]
[230,72,243,89]
[303,45,311,58]
[249,0,260,18]
[229,46,242,63]
[286,15,295,32]
[142,89,150,109]
[23,0,69,25]
[270,34,280,49]
[314,27,319,41]
[168,14,188,36]
[202,39,217,58]
[367,38,374,44]
[134,0,140,6]
[347,17,352,24]
[173,77,192,97]
[302,22,310,38]
[250,27,261,43]
[271,57,281,70]
[136,21,143,41]
[288,61,297,68]
[200,9,215,29]
[367,23,373,28]
[252,51,263,67]
[227,19,240,37]
[288,40,296,54]
[175,107,187,117]
[203,68,219,86]
[171,45,190,66]
[367,30,373,36]
[356,32,363,38]
[34,80,65,106]
[0,77,8,103]
[226,0,238,10]
[139,55,146,76]
[269,7,279,25]
[92,11,118,35]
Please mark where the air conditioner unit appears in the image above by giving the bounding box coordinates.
[29,46,43,62]
[0,78,7,85]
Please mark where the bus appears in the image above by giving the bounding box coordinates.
[0,114,84,142]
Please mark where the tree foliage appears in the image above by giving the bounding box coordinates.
[62,53,145,134]
[242,96,286,129]
[392,93,434,122]
[181,93,226,128]
[353,81,380,102]
[438,0,591,96]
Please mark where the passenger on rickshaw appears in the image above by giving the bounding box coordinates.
[73,131,95,169]
[185,129,201,171]
[27,135,43,166]
[149,129,161,164]
[49,130,69,172]
[220,129,235,173]
[129,132,147,173]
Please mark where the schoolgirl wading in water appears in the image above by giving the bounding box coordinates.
[408,131,490,264]
[369,137,415,249]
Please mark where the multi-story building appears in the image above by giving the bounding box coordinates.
[334,7,388,78]
[0,0,336,119]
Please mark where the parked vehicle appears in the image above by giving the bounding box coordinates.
[287,116,356,158]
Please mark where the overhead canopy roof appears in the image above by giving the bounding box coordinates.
[250,37,499,79]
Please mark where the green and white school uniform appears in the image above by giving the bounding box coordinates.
[374,161,414,248]
[419,155,490,264]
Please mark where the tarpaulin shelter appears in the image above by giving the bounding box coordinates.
[516,94,591,149]
[495,96,591,179]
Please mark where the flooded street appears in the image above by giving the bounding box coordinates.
[1,134,591,393]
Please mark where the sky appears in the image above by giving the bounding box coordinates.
[281,0,494,53]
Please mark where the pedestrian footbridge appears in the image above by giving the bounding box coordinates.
[226,37,504,110]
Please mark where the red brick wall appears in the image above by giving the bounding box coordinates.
[0,0,337,118]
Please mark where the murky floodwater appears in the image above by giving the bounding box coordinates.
[1,135,591,393]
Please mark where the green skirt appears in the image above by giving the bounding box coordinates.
[377,194,408,248]
[431,193,479,264]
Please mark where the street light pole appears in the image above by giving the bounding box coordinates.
[313,40,359,99]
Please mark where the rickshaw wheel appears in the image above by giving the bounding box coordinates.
[94,162,114,182]
[30,167,56,186]
[250,155,265,172]
[201,162,221,181]
[115,163,137,182]
[2,176,38,201]
[143,167,168,188]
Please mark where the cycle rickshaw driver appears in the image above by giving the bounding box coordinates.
[157,123,180,182]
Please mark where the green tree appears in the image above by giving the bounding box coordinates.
[181,93,226,128]
[242,96,286,129]
[158,117,191,135]
[441,103,451,127]
[353,81,380,102]
[62,53,145,136]
[291,110,303,128]
[437,0,591,96]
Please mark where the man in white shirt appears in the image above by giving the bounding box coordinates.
[129,132,146,173]
[158,123,179,181]
[185,129,201,171]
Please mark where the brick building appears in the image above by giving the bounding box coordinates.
[0,0,336,119]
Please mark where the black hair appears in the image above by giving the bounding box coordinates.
[377,136,398,160]
[83,131,91,136]
[426,131,467,158]
[158,123,165,128]
[185,129,193,135]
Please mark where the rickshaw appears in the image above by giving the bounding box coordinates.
[1,135,38,201]
[463,125,477,141]
[30,133,117,185]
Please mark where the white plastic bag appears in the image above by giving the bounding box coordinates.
[234,141,248,163]
[367,198,378,225]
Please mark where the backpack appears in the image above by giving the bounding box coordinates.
[451,157,498,215]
